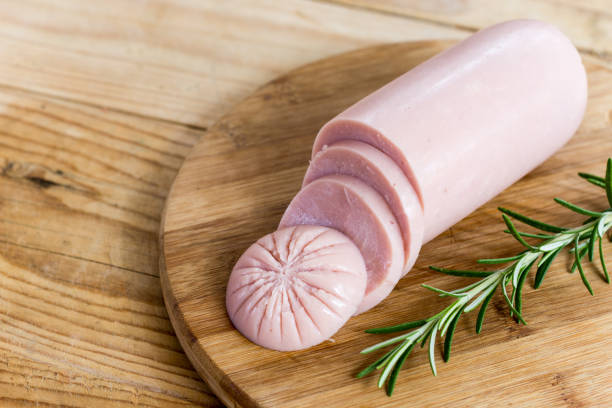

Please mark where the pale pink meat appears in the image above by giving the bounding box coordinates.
[312,20,587,242]
[280,175,404,314]
[226,225,367,351]
[226,19,588,351]
[303,140,424,276]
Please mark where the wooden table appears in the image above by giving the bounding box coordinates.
[0,1,610,406]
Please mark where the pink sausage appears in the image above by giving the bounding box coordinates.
[280,175,404,314]
[303,140,424,276]
[312,20,587,242]
[227,19,588,350]
[226,225,367,351]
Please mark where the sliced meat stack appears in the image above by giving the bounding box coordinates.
[302,140,424,277]
[280,174,406,314]
[226,19,588,350]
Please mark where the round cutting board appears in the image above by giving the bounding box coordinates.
[160,41,612,408]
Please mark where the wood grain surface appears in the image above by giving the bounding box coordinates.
[160,40,612,407]
[0,0,467,128]
[1,1,612,406]
[330,0,612,66]
[0,88,221,406]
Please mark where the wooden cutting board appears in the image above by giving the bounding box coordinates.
[159,40,612,408]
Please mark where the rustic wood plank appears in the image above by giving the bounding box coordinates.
[0,0,467,127]
[161,41,612,407]
[326,0,612,65]
[0,87,224,406]
[0,348,205,408]
[2,1,610,406]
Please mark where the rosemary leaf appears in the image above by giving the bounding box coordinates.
[540,238,571,252]
[422,284,467,298]
[476,288,497,334]
[464,282,497,313]
[428,324,438,376]
[587,228,598,262]
[438,302,463,335]
[377,345,405,388]
[515,258,538,314]
[575,235,594,295]
[386,342,415,396]
[578,172,606,188]
[365,320,427,334]
[418,323,435,348]
[554,198,603,218]
[477,254,525,264]
[598,216,610,238]
[534,247,562,289]
[538,245,559,266]
[361,332,414,354]
[512,255,535,288]
[600,238,610,284]
[503,214,538,250]
[428,266,492,278]
[356,349,394,378]
[503,230,554,239]
[606,158,612,208]
[443,305,466,362]
[498,207,567,233]
[448,280,486,295]
[502,274,527,324]
[570,246,589,273]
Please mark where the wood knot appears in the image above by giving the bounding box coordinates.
[2,161,62,189]
[1,160,95,197]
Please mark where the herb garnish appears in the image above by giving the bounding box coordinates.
[359,158,612,396]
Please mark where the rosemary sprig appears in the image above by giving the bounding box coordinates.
[359,158,612,396]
